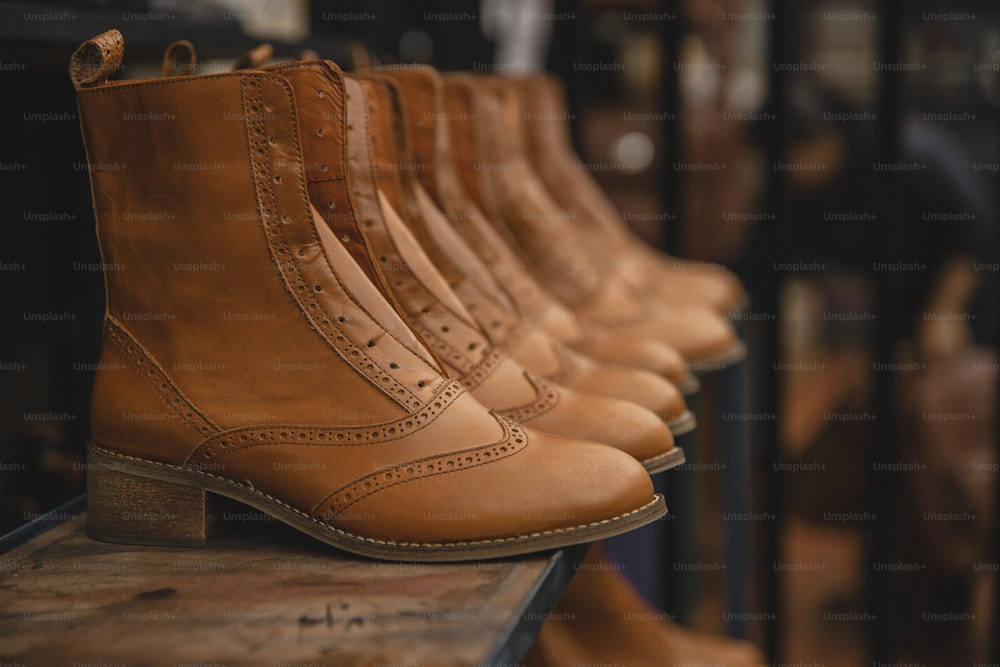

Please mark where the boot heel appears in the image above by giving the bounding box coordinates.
[86,447,219,547]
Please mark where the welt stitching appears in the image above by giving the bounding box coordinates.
[91,442,661,549]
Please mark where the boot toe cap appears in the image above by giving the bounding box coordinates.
[566,366,687,422]
[340,424,658,544]
[521,386,677,470]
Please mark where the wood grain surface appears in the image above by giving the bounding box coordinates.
[0,501,586,666]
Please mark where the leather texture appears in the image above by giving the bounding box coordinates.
[74,32,664,559]
[513,74,749,316]
[373,66,698,392]
[261,60,679,469]
[69,29,124,88]
[449,74,746,369]
[523,544,768,666]
[368,69,692,429]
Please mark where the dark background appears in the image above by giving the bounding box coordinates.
[2,0,999,663]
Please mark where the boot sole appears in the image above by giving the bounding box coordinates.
[641,446,686,475]
[666,410,697,437]
[86,442,666,562]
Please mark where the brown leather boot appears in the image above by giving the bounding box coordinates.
[245,58,681,472]
[513,74,749,317]
[358,70,695,436]
[444,74,746,372]
[369,66,699,395]
[523,544,768,666]
[72,30,666,561]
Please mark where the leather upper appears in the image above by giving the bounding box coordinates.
[378,68,690,421]
[75,33,657,545]
[449,74,743,364]
[512,74,748,315]
[263,61,676,463]
[374,68,694,385]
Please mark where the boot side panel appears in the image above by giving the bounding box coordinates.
[76,73,442,427]
[90,319,218,463]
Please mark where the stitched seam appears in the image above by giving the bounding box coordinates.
[330,75,451,374]
[299,68,442,390]
[458,347,506,390]
[497,373,561,423]
[310,414,527,517]
[104,316,220,440]
[79,71,276,96]
[189,380,465,461]
[415,324,473,375]
[241,75,419,410]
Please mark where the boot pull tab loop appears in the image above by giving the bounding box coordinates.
[69,29,124,89]
[160,40,198,77]
[233,43,273,70]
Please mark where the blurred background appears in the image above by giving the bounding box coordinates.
[2,0,999,664]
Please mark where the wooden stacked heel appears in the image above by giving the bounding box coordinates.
[86,443,220,548]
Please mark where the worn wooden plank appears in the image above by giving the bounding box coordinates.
[0,502,586,666]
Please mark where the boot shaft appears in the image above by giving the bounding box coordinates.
[72,32,449,449]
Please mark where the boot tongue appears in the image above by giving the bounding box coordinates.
[409,181,515,310]
[360,74,461,288]
[392,75,582,337]
[308,200,441,372]
[377,188,480,329]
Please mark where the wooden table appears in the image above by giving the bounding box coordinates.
[0,495,585,666]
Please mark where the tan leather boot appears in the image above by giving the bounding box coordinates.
[523,544,768,666]
[445,74,746,372]
[372,66,699,394]
[246,59,681,472]
[512,74,749,316]
[355,70,695,436]
[72,30,666,561]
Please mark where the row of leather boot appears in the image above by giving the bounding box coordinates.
[71,30,761,665]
